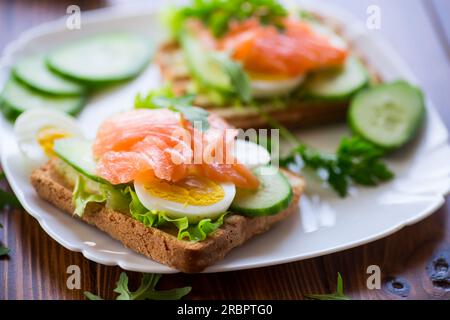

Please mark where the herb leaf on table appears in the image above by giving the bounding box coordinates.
[305,273,351,300]
[84,272,191,300]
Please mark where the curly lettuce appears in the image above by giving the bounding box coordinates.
[127,188,227,242]
[72,175,130,217]
[73,175,108,217]
[72,173,226,241]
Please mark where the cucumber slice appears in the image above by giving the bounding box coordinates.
[47,33,153,85]
[13,55,85,96]
[303,56,369,101]
[349,81,426,149]
[0,77,85,121]
[230,166,293,217]
[180,32,251,102]
[53,137,106,183]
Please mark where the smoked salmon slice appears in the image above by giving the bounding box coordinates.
[93,109,259,189]
[207,18,348,77]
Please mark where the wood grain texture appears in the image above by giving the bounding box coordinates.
[1,0,450,300]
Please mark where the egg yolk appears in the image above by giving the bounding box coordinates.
[144,175,225,206]
[37,126,71,156]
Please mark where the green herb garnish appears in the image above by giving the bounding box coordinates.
[173,0,287,37]
[265,114,394,197]
[305,273,351,300]
[84,272,191,300]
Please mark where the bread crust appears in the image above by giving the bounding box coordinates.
[30,161,305,273]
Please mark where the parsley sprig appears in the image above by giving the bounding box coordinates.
[0,172,21,210]
[176,0,287,37]
[265,115,394,197]
[305,273,351,300]
[84,272,191,300]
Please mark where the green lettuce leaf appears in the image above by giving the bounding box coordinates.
[127,188,226,241]
[73,175,107,217]
[71,171,225,241]
[72,173,131,217]
[102,185,131,214]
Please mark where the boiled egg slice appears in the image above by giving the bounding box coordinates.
[134,174,236,223]
[250,74,305,98]
[14,108,83,166]
[232,139,271,170]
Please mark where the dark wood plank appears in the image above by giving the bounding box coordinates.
[1,0,450,300]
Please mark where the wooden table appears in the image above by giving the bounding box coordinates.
[1,0,449,300]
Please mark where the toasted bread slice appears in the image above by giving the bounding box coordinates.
[155,41,380,129]
[30,160,305,273]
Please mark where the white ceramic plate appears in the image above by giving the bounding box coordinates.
[1,1,449,273]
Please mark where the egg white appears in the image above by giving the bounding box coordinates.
[232,139,271,169]
[250,74,305,98]
[14,108,82,166]
[134,179,236,223]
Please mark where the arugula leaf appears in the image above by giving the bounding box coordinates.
[305,273,351,300]
[72,175,107,217]
[85,272,191,300]
[173,0,287,37]
[135,87,211,131]
[83,291,103,300]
